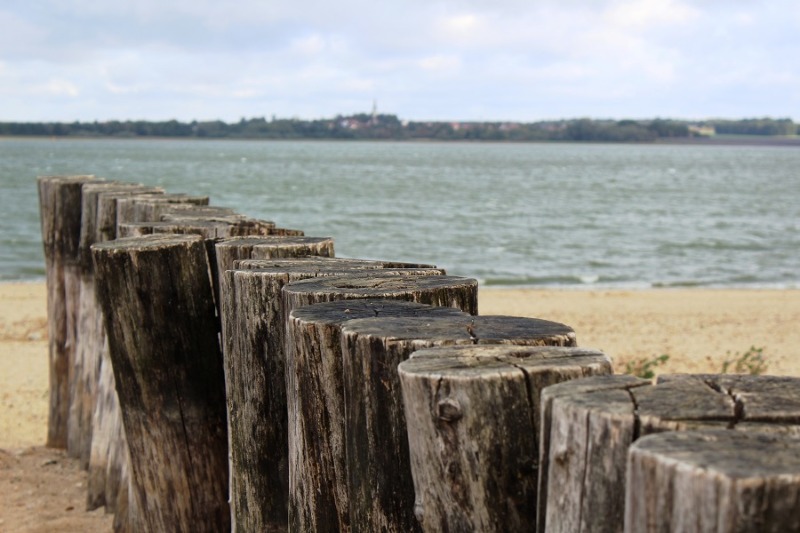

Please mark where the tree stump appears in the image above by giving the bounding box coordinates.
[220,261,444,532]
[538,374,800,533]
[398,345,612,532]
[38,174,97,449]
[92,234,229,532]
[626,430,800,533]
[338,314,576,532]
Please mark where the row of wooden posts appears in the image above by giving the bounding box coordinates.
[38,175,800,532]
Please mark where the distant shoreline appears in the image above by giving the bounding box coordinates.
[3,115,797,144]
[2,134,799,147]
[656,135,800,147]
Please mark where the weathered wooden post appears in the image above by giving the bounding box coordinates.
[538,374,800,533]
[73,181,155,471]
[37,174,97,449]
[282,273,479,317]
[88,186,163,515]
[115,192,209,225]
[92,234,229,532]
[626,430,800,533]
[220,259,443,532]
[338,314,576,532]
[118,219,249,238]
[537,375,648,533]
[282,274,478,532]
[398,345,612,532]
[156,203,276,237]
[215,236,335,279]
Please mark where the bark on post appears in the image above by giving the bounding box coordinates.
[338,314,576,533]
[538,374,800,533]
[220,260,444,532]
[398,345,612,532]
[37,174,97,449]
[626,430,800,533]
[92,234,229,533]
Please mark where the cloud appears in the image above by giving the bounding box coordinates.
[0,0,798,121]
[35,79,80,97]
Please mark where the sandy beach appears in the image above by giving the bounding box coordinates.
[1,282,799,530]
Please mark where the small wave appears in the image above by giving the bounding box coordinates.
[657,239,769,253]
[483,274,613,288]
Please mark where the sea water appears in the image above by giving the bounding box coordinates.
[1,137,798,288]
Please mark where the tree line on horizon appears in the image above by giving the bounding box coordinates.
[0,114,796,142]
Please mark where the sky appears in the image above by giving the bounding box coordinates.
[1,0,799,123]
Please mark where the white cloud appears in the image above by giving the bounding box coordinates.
[603,0,700,29]
[0,0,798,121]
[418,54,462,73]
[36,79,80,97]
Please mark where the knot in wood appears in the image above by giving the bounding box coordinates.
[437,398,462,422]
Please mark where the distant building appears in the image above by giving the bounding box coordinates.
[688,125,715,136]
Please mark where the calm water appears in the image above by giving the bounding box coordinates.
[2,137,799,288]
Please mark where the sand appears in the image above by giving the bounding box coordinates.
[1,282,799,531]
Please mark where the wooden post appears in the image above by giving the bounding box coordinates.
[282,273,479,318]
[626,430,800,533]
[92,234,229,532]
[287,301,469,533]
[398,345,612,532]
[72,181,150,472]
[282,274,477,532]
[158,207,276,237]
[234,258,436,270]
[538,375,649,533]
[220,260,444,532]
[538,374,800,533]
[88,186,163,515]
[115,192,209,225]
[338,314,576,532]
[37,174,97,449]
[214,236,335,279]
[118,220,248,238]
[158,204,239,218]
[95,187,164,243]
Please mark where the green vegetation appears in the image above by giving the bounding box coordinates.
[621,346,770,380]
[720,346,768,375]
[623,354,670,380]
[0,114,796,142]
